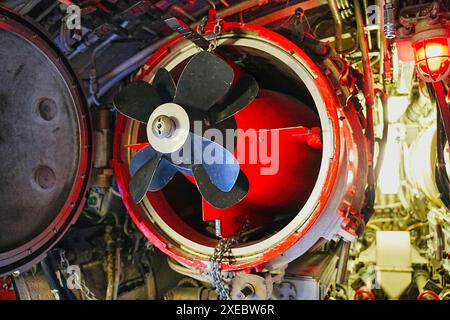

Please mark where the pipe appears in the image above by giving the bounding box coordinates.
[40,254,76,300]
[336,240,351,285]
[374,88,388,181]
[90,38,167,105]
[41,259,62,300]
[105,253,114,300]
[249,0,326,26]
[328,0,344,52]
[353,0,375,184]
[220,0,230,7]
[433,82,450,207]
[167,257,213,283]
[170,4,196,22]
[353,0,376,222]
[206,0,216,10]
[218,0,269,18]
[164,286,218,300]
[434,81,450,139]
[353,0,375,111]
[112,247,121,300]
[104,225,114,300]
[90,0,325,106]
[164,279,218,300]
[90,0,271,105]
[17,0,41,15]
[35,1,59,23]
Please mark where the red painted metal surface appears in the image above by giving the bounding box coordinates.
[113,21,342,271]
[354,288,375,300]
[202,89,322,237]
[0,277,16,300]
[123,89,323,238]
[418,290,441,300]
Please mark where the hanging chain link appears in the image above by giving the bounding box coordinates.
[71,272,97,300]
[58,250,69,270]
[209,220,249,300]
[198,16,208,35]
[58,250,97,300]
[208,18,222,52]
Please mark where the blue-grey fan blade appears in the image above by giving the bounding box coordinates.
[130,146,177,192]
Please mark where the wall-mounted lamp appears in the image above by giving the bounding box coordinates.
[412,21,450,82]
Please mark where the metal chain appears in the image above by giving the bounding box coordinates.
[208,18,222,52]
[58,250,98,300]
[71,272,97,300]
[58,250,69,271]
[209,220,249,300]
[198,16,208,35]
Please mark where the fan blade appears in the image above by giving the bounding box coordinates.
[153,68,176,103]
[113,80,163,123]
[174,51,233,112]
[188,133,240,192]
[130,146,177,191]
[169,161,193,176]
[130,152,163,203]
[192,165,249,209]
[211,75,259,124]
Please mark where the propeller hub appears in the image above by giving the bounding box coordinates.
[152,115,175,139]
[147,103,190,154]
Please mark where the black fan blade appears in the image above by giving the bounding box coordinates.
[174,51,233,112]
[192,165,249,209]
[211,75,259,124]
[130,152,163,203]
[113,80,163,123]
[153,68,176,103]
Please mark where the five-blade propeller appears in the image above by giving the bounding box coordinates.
[113,51,259,209]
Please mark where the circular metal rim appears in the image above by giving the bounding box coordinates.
[113,23,341,270]
[0,7,92,275]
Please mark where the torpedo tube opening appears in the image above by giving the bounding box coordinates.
[137,45,320,239]
[114,25,340,268]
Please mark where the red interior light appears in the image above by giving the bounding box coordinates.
[413,36,450,82]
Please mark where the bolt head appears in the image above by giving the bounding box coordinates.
[152,115,174,139]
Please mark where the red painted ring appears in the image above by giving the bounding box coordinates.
[113,22,342,271]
